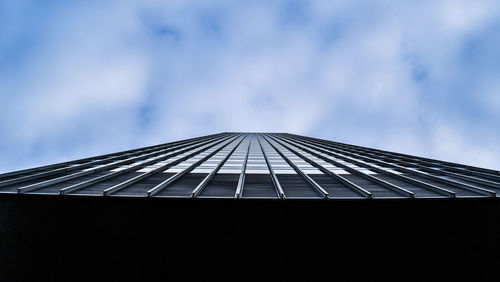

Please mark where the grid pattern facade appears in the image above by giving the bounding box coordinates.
[1,132,499,199]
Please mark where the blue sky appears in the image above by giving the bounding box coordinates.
[1,0,500,172]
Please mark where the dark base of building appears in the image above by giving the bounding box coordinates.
[1,195,499,281]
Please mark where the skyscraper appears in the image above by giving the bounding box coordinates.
[1,132,499,198]
[1,133,499,281]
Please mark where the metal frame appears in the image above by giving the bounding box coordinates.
[296,134,500,186]
[147,134,243,197]
[264,134,372,198]
[272,134,415,198]
[27,134,231,194]
[261,134,328,199]
[102,134,241,196]
[286,134,495,197]
[191,135,248,198]
[287,133,500,179]
[1,132,498,200]
[0,134,223,189]
[256,136,286,199]
[235,133,252,199]
[0,133,223,181]
[271,134,455,198]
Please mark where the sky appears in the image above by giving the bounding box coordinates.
[1,0,500,172]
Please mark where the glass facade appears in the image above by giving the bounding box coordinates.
[0,132,499,199]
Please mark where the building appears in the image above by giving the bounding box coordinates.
[1,132,499,199]
[1,132,499,280]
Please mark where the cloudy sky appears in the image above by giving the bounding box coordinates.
[1,0,500,172]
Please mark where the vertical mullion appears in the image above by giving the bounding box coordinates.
[273,134,454,198]
[0,133,224,181]
[287,133,500,177]
[0,133,224,188]
[325,143,500,189]
[147,134,243,197]
[256,134,286,199]
[262,134,328,199]
[277,134,414,198]
[235,133,252,199]
[266,133,372,198]
[191,134,248,198]
[19,134,231,194]
[103,134,241,196]
[288,134,495,197]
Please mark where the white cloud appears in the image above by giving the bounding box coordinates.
[1,0,500,171]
